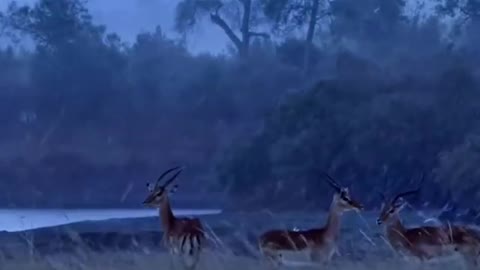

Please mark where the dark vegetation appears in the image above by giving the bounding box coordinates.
[0,0,479,213]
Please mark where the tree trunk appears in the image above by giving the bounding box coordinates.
[304,0,320,75]
[210,12,243,54]
[210,0,254,58]
[240,0,252,58]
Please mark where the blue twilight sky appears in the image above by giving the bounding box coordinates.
[0,0,438,54]
[0,0,228,54]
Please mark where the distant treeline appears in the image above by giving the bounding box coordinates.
[0,0,479,210]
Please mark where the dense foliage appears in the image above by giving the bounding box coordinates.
[0,0,479,211]
[219,69,480,209]
[0,0,301,207]
[215,0,480,210]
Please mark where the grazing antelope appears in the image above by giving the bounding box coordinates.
[258,172,363,267]
[377,185,480,268]
[143,166,205,270]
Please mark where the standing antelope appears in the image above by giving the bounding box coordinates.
[377,185,480,268]
[258,172,363,267]
[143,166,205,270]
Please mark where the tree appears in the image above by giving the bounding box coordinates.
[436,0,480,56]
[175,0,269,58]
[434,133,480,208]
[3,0,126,124]
[262,0,330,73]
[436,0,480,22]
[216,67,480,209]
[4,0,101,51]
[329,0,407,54]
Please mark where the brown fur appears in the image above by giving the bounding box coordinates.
[160,201,204,256]
[259,229,328,250]
[143,171,205,270]
[378,200,480,265]
[259,189,363,266]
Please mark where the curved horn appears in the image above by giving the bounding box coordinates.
[322,172,341,192]
[162,168,183,188]
[391,188,420,205]
[391,172,424,205]
[155,166,183,188]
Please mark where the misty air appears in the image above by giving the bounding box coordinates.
[0,0,479,269]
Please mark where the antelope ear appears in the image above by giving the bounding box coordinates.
[146,182,154,192]
[170,184,179,194]
[395,199,407,210]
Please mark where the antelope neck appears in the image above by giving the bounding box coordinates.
[384,213,406,240]
[159,196,175,232]
[323,200,343,241]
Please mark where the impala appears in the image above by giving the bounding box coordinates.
[143,166,205,270]
[258,172,363,267]
[377,184,480,268]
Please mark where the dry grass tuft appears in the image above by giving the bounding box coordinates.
[0,211,472,269]
[0,249,467,270]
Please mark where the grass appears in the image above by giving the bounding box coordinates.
[0,210,473,269]
[0,248,468,270]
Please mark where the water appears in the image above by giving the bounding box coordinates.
[0,208,222,232]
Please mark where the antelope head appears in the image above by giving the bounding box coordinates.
[376,189,419,225]
[323,172,363,213]
[143,165,183,207]
[376,174,424,225]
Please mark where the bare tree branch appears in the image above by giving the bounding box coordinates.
[210,5,242,51]
[248,31,270,39]
[240,0,252,53]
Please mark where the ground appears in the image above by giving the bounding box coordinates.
[0,250,466,270]
[0,210,472,269]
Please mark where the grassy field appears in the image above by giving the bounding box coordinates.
[0,249,467,270]
[0,210,473,269]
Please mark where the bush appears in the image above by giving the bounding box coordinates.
[217,68,480,209]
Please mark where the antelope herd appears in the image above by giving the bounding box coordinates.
[144,166,480,269]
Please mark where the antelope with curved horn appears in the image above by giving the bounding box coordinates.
[377,175,480,268]
[258,172,363,267]
[143,166,205,270]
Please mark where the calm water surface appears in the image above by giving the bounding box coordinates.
[0,208,222,232]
